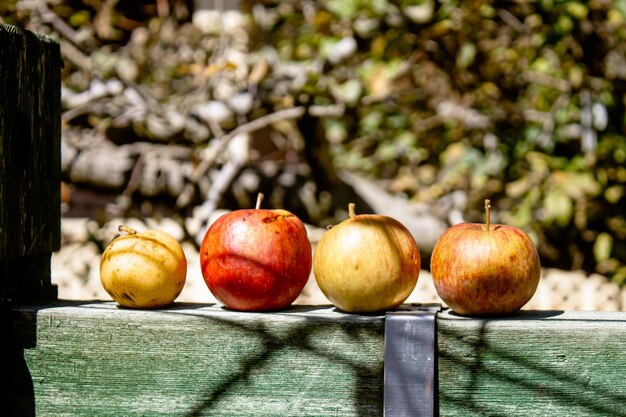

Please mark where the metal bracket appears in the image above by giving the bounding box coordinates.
[384,303,442,417]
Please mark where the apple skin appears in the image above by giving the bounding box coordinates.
[430,222,541,316]
[100,226,187,309]
[313,207,421,313]
[200,208,312,311]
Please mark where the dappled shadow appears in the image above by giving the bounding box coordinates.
[19,301,383,416]
[438,311,626,416]
[5,300,384,415]
[9,300,625,416]
[168,307,384,417]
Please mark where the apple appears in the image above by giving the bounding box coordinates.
[100,225,187,309]
[199,193,312,311]
[313,203,421,313]
[430,199,541,316]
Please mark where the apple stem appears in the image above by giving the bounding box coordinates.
[348,203,356,219]
[255,193,264,210]
[118,225,137,235]
[485,199,491,232]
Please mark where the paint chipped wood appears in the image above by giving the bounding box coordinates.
[437,309,626,416]
[3,302,384,416]
[3,303,626,416]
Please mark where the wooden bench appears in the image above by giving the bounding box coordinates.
[2,24,625,417]
[3,302,625,416]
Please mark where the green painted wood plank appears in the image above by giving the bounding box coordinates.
[4,304,626,416]
[4,302,384,417]
[437,309,626,417]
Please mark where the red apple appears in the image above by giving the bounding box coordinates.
[199,193,312,311]
[313,203,421,313]
[430,199,541,316]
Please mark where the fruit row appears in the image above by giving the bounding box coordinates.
[100,194,540,316]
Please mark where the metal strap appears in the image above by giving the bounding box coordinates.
[384,304,441,417]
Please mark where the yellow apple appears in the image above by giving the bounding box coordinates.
[100,225,187,308]
[313,203,421,313]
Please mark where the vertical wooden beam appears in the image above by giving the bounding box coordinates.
[0,24,62,301]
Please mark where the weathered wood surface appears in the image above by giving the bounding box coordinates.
[3,302,385,416]
[2,303,626,416]
[0,24,61,300]
[438,309,626,417]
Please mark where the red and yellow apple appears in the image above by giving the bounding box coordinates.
[100,225,187,309]
[199,194,312,311]
[313,203,421,313]
[430,199,541,316]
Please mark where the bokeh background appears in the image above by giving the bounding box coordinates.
[2,0,625,309]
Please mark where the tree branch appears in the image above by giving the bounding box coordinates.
[191,106,306,182]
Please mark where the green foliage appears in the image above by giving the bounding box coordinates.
[247,0,626,284]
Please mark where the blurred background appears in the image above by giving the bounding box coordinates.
[2,0,625,309]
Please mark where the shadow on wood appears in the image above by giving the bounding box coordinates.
[6,302,385,416]
[438,309,626,416]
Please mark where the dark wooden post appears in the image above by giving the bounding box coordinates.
[0,24,62,301]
